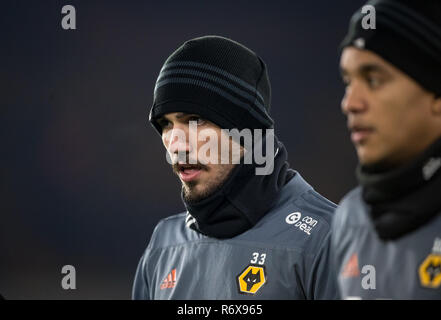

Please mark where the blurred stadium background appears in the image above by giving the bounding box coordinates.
[1,0,365,299]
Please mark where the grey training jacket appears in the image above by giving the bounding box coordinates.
[332,187,441,299]
[133,173,338,299]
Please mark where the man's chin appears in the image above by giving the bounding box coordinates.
[182,181,223,204]
[357,149,400,172]
[356,146,378,166]
[180,165,237,204]
[182,187,210,204]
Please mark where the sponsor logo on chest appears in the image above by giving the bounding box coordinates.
[285,212,318,235]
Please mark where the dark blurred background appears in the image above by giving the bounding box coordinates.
[1,0,365,299]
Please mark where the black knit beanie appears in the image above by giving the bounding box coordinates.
[341,0,441,97]
[149,35,274,133]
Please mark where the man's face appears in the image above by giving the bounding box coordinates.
[340,47,439,167]
[158,112,244,203]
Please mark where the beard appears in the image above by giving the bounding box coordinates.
[181,164,236,204]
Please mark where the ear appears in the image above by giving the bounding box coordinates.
[432,94,441,115]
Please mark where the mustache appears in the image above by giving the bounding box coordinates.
[172,163,206,174]
[170,153,207,174]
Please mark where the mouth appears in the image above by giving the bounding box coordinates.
[175,163,204,182]
[349,124,375,144]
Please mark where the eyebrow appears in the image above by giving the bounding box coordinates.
[340,63,389,77]
[174,112,189,119]
[359,63,389,75]
[159,112,200,122]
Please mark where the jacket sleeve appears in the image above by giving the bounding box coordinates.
[306,232,340,300]
[132,253,150,300]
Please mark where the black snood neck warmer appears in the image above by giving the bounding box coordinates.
[183,134,295,239]
[357,136,441,240]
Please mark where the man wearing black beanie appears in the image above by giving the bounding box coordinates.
[332,0,441,299]
[132,35,338,299]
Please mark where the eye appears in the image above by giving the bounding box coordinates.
[367,77,378,88]
[366,76,382,89]
[342,76,351,88]
[157,118,172,130]
[188,115,206,126]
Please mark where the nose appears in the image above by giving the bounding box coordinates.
[341,82,367,115]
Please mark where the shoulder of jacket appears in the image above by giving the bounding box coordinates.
[333,186,366,231]
[239,189,336,254]
[292,188,337,227]
[147,212,200,250]
[341,186,363,205]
